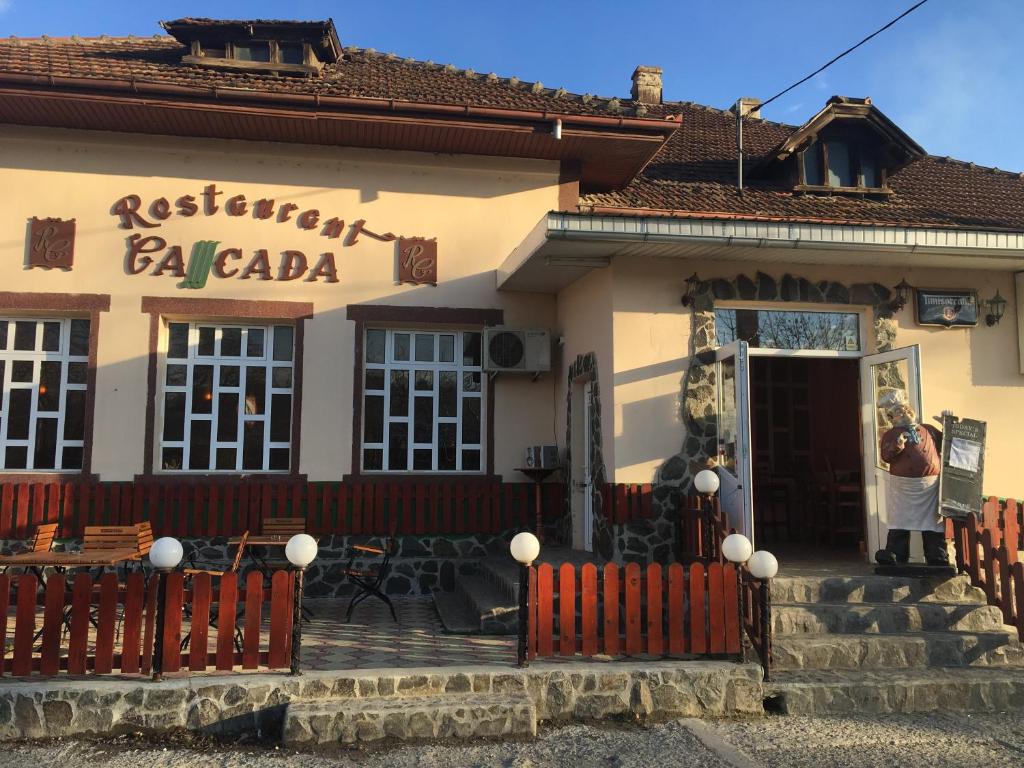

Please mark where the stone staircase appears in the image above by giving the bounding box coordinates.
[431,557,520,635]
[768,570,1024,714]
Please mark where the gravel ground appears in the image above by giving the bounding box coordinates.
[1,713,1024,768]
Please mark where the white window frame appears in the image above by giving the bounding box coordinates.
[157,320,295,474]
[714,302,870,359]
[361,328,485,474]
[0,316,89,472]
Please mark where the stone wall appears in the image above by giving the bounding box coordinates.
[654,271,897,517]
[0,533,511,597]
[613,519,675,565]
[0,662,764,741]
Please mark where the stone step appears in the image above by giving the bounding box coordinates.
[773,630,1024,671]
[455,575,518,635]
[767,668,1024,714]
[772,574,985,605]
[282,692,537,744]
[773,602,1008,635]
[431,590,480,634]
[478,557,520,603]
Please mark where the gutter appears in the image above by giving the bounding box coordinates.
[0,71,681,135]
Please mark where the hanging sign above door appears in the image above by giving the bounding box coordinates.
[915,289,979,327]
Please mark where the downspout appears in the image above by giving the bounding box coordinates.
[736,109,744,195]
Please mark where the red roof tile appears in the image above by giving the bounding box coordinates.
[581,102,1024,231]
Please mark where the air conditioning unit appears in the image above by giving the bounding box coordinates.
[483,327,551,373]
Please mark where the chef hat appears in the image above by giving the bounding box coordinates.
[878,389,908,413]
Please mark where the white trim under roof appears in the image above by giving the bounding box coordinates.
[497,212,1024,293]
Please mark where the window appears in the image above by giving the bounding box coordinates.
[0,317,90,471]
[362,328,484,473]
[233,42,270,62]
[800,140,881,189]
[279,43,305,65]
[716,308,861,353]
[159,322,294,473]
[197,40,314,67]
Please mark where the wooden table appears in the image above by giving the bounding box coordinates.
[228,534,314,619]
[0,549,141,571]
[515,467,560,543]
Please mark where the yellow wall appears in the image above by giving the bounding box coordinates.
[0,126,561,480]
[607,254,1023,498]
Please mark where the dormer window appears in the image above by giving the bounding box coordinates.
[800,139,881,190]
[162,18,342,77]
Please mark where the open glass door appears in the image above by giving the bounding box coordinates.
[860,345,923,561]
[582,381,595,553]
[715,341,754,544]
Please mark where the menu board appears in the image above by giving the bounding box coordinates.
[938,414,986,519]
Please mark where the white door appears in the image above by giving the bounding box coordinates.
[714,341,754,544]
[582,381,595,552]
[860,345,924,560]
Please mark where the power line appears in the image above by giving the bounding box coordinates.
[759,0,931,110]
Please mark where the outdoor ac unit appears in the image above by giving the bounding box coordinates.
[483,328,551,373]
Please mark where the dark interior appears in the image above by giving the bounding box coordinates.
[750,357,864,552]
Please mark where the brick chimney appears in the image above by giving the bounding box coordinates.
[631,66,663,105]
[731,97,762,119]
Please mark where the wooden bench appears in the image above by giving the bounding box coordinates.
[261,517,306,537]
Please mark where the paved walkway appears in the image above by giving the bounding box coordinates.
[301,596,515,671]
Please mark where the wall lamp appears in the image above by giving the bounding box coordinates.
[890,278,912,312]
[681,273,701,307]
[985,290,1007,326]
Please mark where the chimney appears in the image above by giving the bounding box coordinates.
[631,66,663,105]
[731,97,762,119]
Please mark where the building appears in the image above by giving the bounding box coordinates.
[0,17,1021,569]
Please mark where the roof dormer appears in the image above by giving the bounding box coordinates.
[161,18,342,76]
[763,96,925,196]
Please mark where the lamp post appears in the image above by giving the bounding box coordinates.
[722,533,753,659]
[148,536,183,682]
[694,469,720,559]
[285,533,318,675]
[747,549,778,682]
[510,531,541,667]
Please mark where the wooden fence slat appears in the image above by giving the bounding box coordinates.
[268,570,292,669]
[614,484,627,525]
[68,573,91,675]
[40,574,65,676]
[689,563,707,654]
[998,546,1013,625]
[121,573,145,675]
[558,563,576,657]
[32,483,46,527]
[668,563,685,655]
[708,562,726,654]
[723,564,741,654]
[190,573,212,672]
[1005,500,1021,564]
[603,563,619,656]
[581,563,598,656]
[161,572,184,673]
[646,562,663,656]
[94,573,119,674]
[206,484,220,538]
[624,562,642,655]
[216,573,239,671]
[982,529,997,604]
[242,571,263,670]
[1014,562,1024,641]
[967,521,981,586]
[0,484,14,539]
[15,483,30,539]
[12,573,37,676]
[537,564,553,657]
[0,575,9,676]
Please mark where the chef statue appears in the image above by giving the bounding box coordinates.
[874,390,952,567]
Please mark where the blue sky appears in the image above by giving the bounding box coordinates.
[2,0,1022,171]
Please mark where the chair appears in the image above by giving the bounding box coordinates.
[261,517,306,537]
[180,532,249,653]
[342,519,399,622]
[0,522,57,574]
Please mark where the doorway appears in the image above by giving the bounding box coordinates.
[748,357,864,556]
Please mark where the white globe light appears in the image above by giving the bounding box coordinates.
[149,537,183,570]
[747,550,779,580]
[722,533,753,564]
[510,531,541,565]
[694,469,720,495]
[285,534,319,569]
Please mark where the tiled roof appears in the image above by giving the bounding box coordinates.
[581,102,1024,231]
[0,34,647,118]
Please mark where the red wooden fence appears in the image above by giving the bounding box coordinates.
[0,481,567,540]
[527,561,742,660]
[600,483,654,525]
[0,570,294,678]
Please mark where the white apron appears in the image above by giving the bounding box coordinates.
[886,474,943,532]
